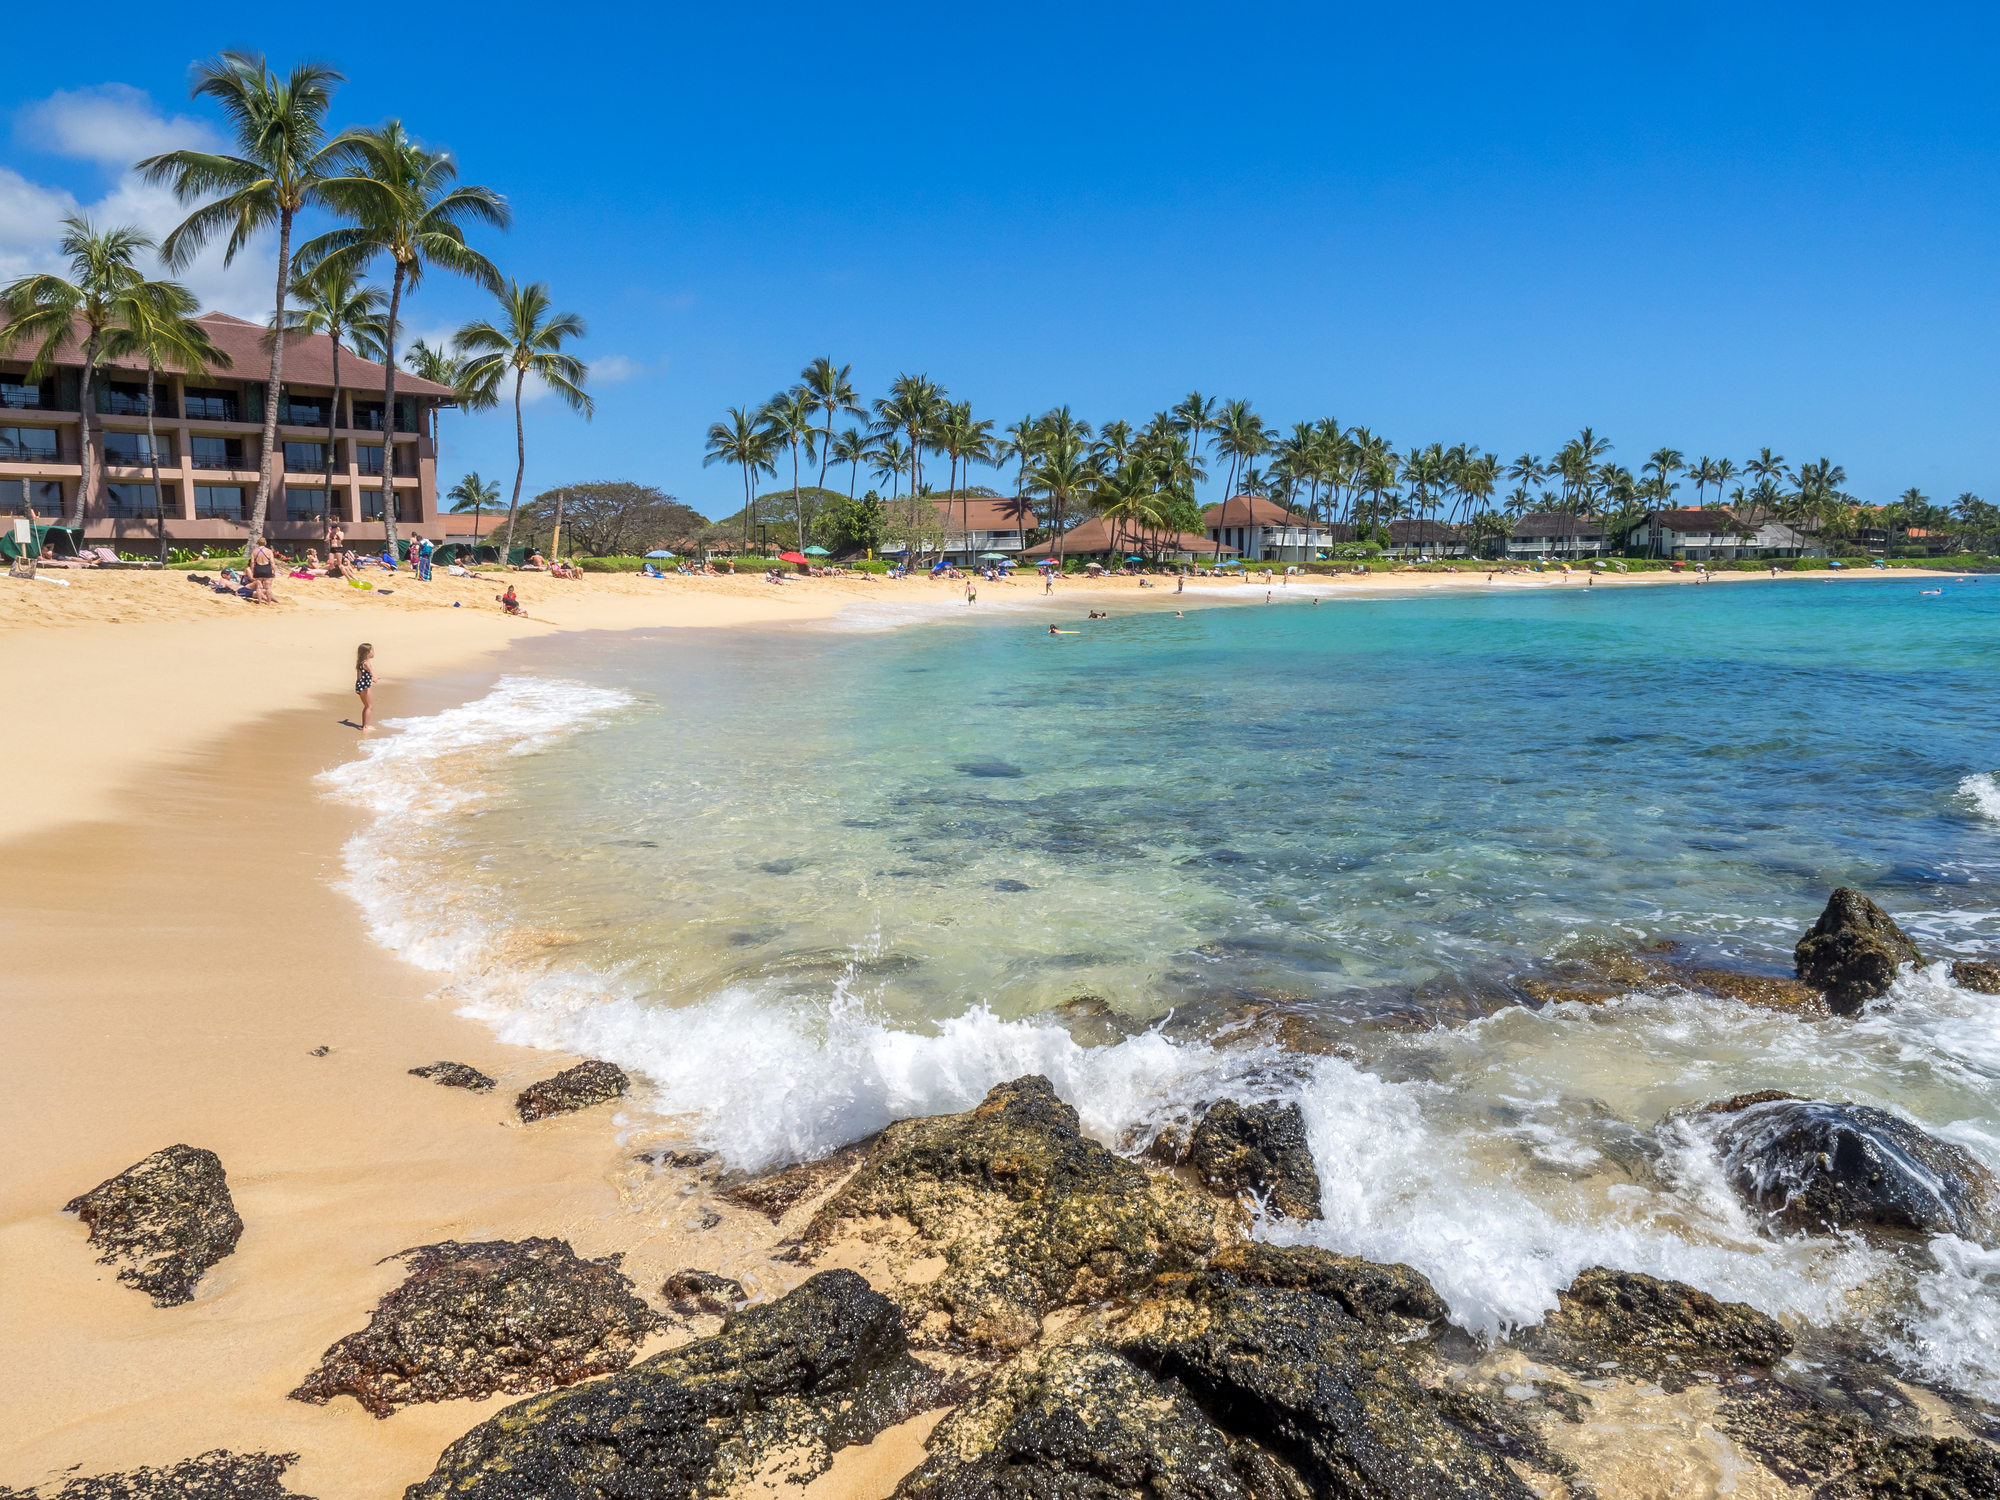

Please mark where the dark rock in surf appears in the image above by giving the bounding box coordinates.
[408,1061,496,1092]
[1794,888,1922,1014]
[63,1145,244,1307]
[1686,969,1830,1016]
[802,1075,1217,1354]
[1515,1267,1791,1391]
[288,1237,662,1418]
[719,1135,879,1222]
[1185,1099,1324,1221]
[1715,1377,2000,1500]
[661,1269,744,1317]
[515,1060,628,1122]
[404,1271,943,1500]
[1950,958,2000,994]
[1703,1093,1999,1244]
[1206,1241,1448,1329]
[0,1450,314,1500]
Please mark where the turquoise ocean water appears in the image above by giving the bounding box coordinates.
[323,575,2000,1400]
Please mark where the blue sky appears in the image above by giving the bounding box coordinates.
[4,3,1995,517]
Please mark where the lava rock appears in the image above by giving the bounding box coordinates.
[1704,1093,1999,1244]
[720,1135,877,1222]
[1794,888,1922,1015]
[289,1237,663,1418]
[1109,1274,1545,1499]
[1515,1267,1791,1390]
[515,1060,628,1122]
[895,1339,1283,1499]
[1686,969,1830,1015]
[661,1269,744,1317]
[63,1145,244,1307]
[1184,1099,1324,1220]
[0,1451,313,1499]
[408,1061,496,1092]
[1715,1377,2000,1500]
[1206,1241,1448,1328]
[405,1270,944,1500]
[1950,958,2000,995]
[803,1075,1217,1354]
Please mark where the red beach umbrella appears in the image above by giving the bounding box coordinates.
[778,551,808,564]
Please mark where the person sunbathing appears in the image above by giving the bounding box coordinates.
[522,551,548,570]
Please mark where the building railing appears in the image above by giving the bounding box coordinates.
[184,394,239,421]
[104,446,169,467]
[357,448,387,475]
[189,452,245,470]
[349,409,418,433]
[1,383,49,410]
[282,404,328,426]
[103,390,174,418]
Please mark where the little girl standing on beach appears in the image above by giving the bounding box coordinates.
[354,643,376,731]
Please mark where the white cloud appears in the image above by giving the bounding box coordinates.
[592,353,650,383]
[3,83,272,320]
[16,84,222,168]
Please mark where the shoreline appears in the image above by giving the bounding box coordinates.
[1,561,1970,845]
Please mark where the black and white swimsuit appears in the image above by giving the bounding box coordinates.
[356,666,373,693]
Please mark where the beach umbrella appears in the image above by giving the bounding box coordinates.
[644,550,674,558]
[980,551,1010,559]
[803,545,832,556]
[779,550,808,564]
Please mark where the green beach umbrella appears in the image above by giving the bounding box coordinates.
[980,551,1010,559]
[803,545,832,556]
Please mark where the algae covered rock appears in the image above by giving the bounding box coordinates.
[1794,888,1922,1014]
[63,1145,244,1307]
[0,1450,313,1499]
[1515,1266,1791,1389]
[405,1269,944,1500]
[1714,1377,2000,1500]
[803,1075,1217,1353]
[1950,958,2000,995]
[1207,1241,1447,1329]
[408,1061,496,1092]
[1184,1100,1323,1221]
[1704,1093,1999,1244]
[289,1237,663,1417]
[515,1060,628,1122]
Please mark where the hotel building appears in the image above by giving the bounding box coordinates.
[1,312,457,547]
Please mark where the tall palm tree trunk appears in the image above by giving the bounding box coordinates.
[72,334,100,530]
[377,264,408,559]
[249,208,292,545]
[147,360,168,562]
[741,463,753,552]
[324,336,342,551]
[501,367,526,559]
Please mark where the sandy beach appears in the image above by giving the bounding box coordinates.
[1,558,1984,1499]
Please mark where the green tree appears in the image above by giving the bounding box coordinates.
[873,374,946,541]
[450,279,591,560]
[800,358,862,493]
[446,470,501,551]
[1093,461,1168,557]
[830,427,872,500]
[138,52,343,543]
[869,435,910,500]
[279,259,387,529]
[1171,391,1219,506]
[303,120,509,556]
[702,407,776,549]
[403,335,494,455]
[106,279,231,559]
[0,215,151,527]
[1210,399,1268,561]
[760,387,820,549]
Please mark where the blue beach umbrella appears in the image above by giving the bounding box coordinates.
[645,550,674,558]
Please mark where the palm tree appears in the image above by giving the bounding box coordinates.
[1686,456,1719,507]
[139,52,343,544]
[1094,461,1166,558]
[402,336,459,450]
[800,358,862,493]
[302,120,509,557]
[445,470,500,553]
[279,260,386,537]
[869,435,909,500]
[0,216,151,527]
[451,280,591,560]
[1029,445,1100,566]
[106,279,231,559]
[831,427,872,500]
[873,373,945,501]
[760,388,819,549]
[1171,392,1219,502]
[702,407,776,549]
[1745,449,1788,487]
[1210,399,1267,562]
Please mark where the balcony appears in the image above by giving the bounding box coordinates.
[184,390,240,422]
[357,447,387,476]
[104,445,169,469]
[2,382,51,410]
[283,444,329,474]
[349,404,418,434]
[105,483,166,518]
[282,402,328,427]
[190,452,246,470]
[103,385,174,418]
[194,485,245,520]
[0,431,61,463]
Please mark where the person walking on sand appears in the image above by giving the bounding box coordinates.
[1176,574,1184,594]
[354,643,377,730]
[966,578,977,605]
[250,535,277,603]
[1043,571,1054,597]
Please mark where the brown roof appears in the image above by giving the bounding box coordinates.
[1020,515,1233,557]
[933,496,1039,530]
[1510,512,1606,536]
[1388,519,1462,543]
[0,312,455,398]
[1200,494,1315,528]
[1649,508,1749,533]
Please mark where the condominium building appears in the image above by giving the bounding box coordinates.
[0,312,455,545]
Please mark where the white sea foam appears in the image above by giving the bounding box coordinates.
[1960,771,2000,827]
[318,675,2000,1401]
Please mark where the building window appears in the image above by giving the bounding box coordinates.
[106,482,167,517]
[1,379,52,410]
[357,445,387,475]
[285,487,327,521]
[102,383,159,417]
[195,486,244,519]
[282,399,327,427]
[189,435,244,470]
[0,426,59,460]
[104,433,168,465]
[5,479,63,515]
[350,401,417,434]
[283,441,327,473]
[184,388,239,422]
[360,490,409,522]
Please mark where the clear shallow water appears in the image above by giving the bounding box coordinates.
[321,576,2000,1400]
